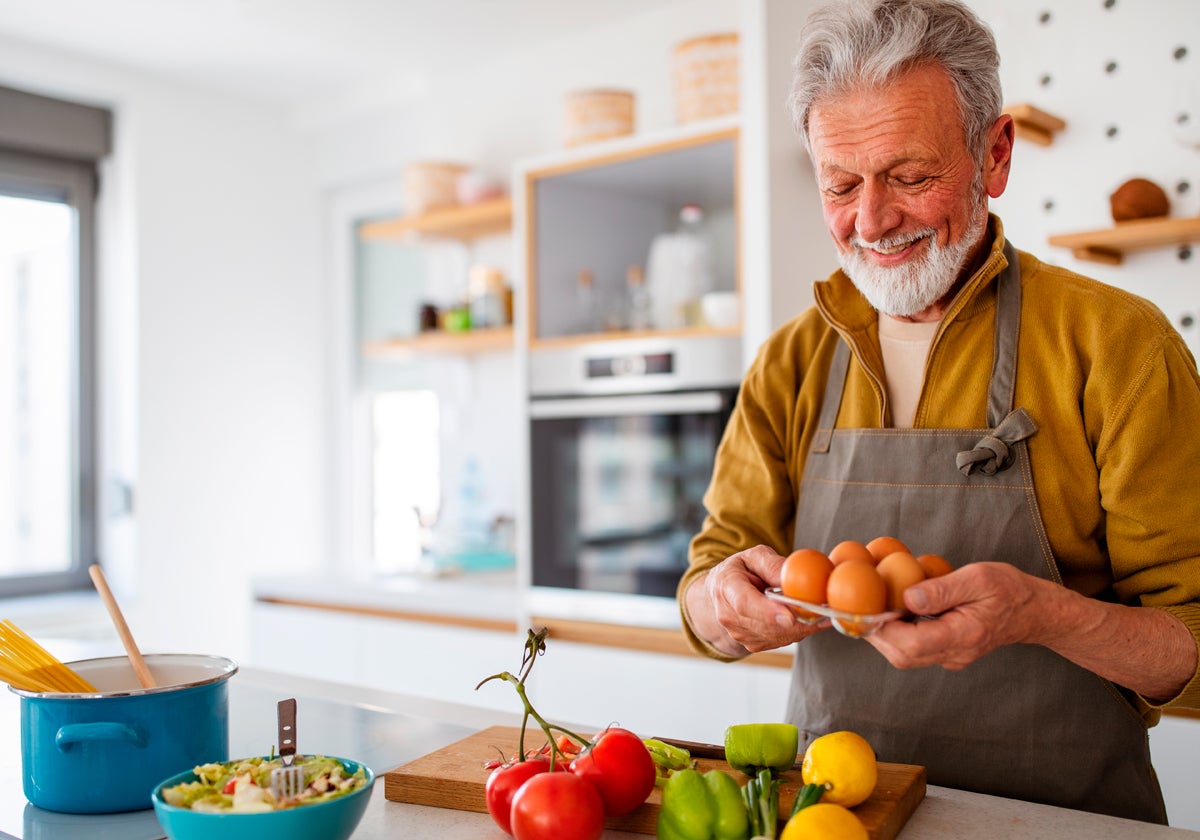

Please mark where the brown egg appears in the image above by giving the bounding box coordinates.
[828,539,875,566]
[781,549,834,613]
[866,536,910,563]
[826,559,887,616]
[875,551,926,611]
[916,553,954,578]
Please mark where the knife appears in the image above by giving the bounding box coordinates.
[648,735,727,760]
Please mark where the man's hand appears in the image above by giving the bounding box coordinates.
[685,545,826,658]
[867,561,1197,702]
[866,562,1046,669]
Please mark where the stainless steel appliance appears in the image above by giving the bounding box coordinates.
[527,334,741,625]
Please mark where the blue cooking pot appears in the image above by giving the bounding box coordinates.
[10,653,237,814]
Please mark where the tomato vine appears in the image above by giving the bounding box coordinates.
[475,627,590,768]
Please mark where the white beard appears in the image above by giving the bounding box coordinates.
[840,209,987,317]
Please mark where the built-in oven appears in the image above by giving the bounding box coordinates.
[526,334,741,626]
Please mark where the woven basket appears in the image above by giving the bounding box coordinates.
[563,89,635,147]
[673,32,739,124]
[403,161,468,215]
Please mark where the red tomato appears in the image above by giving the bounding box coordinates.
[485,758,551,835]
[569,727,656,817]
[510,771,605,840]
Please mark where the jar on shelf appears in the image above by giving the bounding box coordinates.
[402,161,468,214]
[468,265,510,328]
[646,204,716,329]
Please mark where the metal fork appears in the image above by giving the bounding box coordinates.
[271,697,304,802]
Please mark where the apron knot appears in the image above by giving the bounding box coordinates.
[956,408,1039,476]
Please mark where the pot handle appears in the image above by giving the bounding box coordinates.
[56,722,147,752]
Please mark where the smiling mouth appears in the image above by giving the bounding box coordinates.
[855,231,933,258]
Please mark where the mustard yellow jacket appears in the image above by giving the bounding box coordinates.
[681,217,1200,720]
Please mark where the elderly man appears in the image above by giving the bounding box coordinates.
[679,0,1200,824]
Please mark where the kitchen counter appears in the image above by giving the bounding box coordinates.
[3,664,1198,839]
[253,569,520,627]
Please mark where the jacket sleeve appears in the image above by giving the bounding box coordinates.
[1097,327,1200,712]
[678,329,805,659]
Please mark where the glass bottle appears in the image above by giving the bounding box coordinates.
[626,264,651,330]
[575,268,599,334]
[676,204,715,327]
[647,204,716,329]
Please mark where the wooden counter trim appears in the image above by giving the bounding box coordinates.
[531,616,793,669]
[255,596,518,635]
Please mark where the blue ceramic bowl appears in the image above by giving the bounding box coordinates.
[151,756,374,840]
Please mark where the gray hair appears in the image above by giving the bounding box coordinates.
[788,0,1003,162]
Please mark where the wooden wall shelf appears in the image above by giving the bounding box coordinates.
[363,326,514,358]
[1047,215,1200,265]
[1006,103,1066,146]
[359,197,512,242]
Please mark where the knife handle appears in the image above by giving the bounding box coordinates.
[649,736,726,760]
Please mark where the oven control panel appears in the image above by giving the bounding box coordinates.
[586,352,674,379]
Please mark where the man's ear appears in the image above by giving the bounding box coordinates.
[983,114,1015,199]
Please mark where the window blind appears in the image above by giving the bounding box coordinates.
[0,84,111,162]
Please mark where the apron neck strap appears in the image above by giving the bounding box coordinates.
[813,239,1024,446]
[987,241,1022,428]
[812,340,850,453]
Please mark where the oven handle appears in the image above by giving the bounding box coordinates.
[529,390,726,419]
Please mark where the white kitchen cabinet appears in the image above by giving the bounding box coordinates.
[249,602,368,687]
[523,638,792,743]
[1149,713,1200,830]
[250,601,794,741]
[250,602,522,714]
[358,616,521,713]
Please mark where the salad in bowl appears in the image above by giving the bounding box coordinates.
[160,754,368,813]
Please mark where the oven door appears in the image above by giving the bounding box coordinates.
[527,388,735,623]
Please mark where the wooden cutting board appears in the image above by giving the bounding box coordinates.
[384,725,926,839]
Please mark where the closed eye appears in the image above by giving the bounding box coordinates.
[823,182,858,197]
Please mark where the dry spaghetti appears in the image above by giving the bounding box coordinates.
[0,619,97,693]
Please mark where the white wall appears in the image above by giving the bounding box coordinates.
[0,36,327,662]
[306,0,740,191]
[982,0,1200,355]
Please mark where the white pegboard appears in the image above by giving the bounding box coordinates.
[975,0,1200,354]
[969,4,1200,830]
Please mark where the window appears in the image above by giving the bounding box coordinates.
[0,85,110,597]
[354,230,444,575]
[370,390,440,573]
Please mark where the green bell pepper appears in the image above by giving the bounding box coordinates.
[723,723,799,777]
[656,768,749,840]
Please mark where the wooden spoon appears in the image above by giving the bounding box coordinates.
[88,564,157,689]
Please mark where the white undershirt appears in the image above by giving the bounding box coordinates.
[877,313,940,428]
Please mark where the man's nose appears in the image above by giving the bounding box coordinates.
[854,182,901,244]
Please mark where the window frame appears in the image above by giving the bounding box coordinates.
[0,149,98,596]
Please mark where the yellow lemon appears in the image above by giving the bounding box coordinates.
[800,731,877,808]
[780,802,868,840]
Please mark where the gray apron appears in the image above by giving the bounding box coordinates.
[785,244,1168,823]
